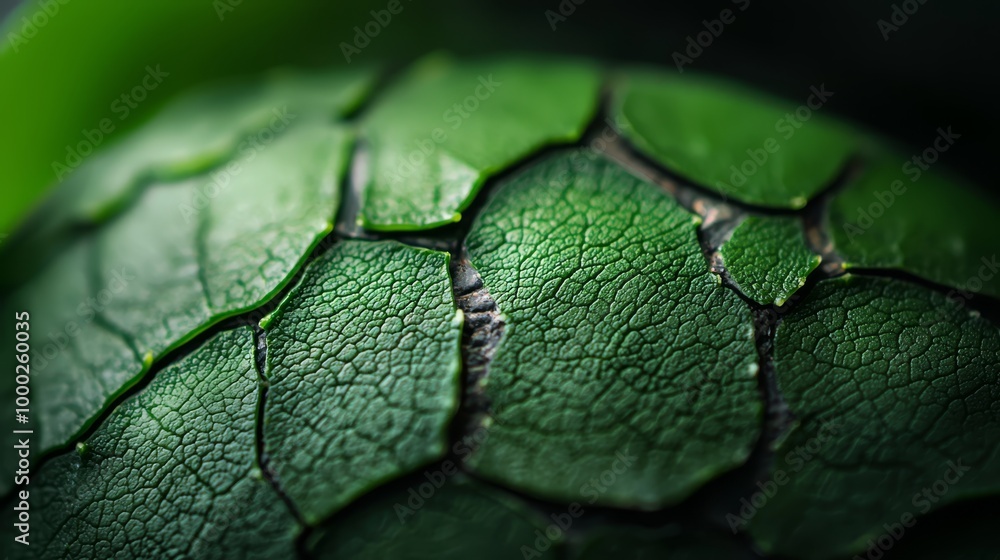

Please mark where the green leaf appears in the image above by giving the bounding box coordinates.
[718,216,821,305]
[830,153,1000,298]
[263,240,463,524]
[748,275,1000,559]
[59,69,373,224]
[0,119,350,483]
[465,151,761,508]
[309,475,559,559]
[16,328,299,559]
[360,55,601,230]
[6,68,372,271]
[575,527,751,560]
[96,120,348,359]
[613,72,858,208]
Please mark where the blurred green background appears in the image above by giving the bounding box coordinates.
[1,0,997,236]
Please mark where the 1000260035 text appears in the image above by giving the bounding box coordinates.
[12,311,33,547]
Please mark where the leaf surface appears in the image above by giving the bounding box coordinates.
[830,154,1000,298]
[361,56,601,230]
[263,240,463,524]
[465,151,762,507]
[0,119,351,485]
[613,72,858,208]
[59,69,373,224]
[17,329,299,560]
[749,276,1000,559]
[719,216,820,305]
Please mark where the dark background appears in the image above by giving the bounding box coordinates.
[2,0,997,227]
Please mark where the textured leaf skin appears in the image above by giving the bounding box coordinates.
[750,276,1000,559]
[309,476,557,559]
[10,329,299,559]
[97,121,350,359]
[2,59,998,560]
[263,240,463,524]
[361,56,601,230]
[830,155,1000,298]
[613,71,858,209]
[465,151,761,508]
[0,115,354,484]
[719,216,821,306]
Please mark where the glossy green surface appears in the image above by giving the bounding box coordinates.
[1,241,139,495]
[830,153,1000,298]
[57,70,371,224]
[614,71,858,208]
[2,120,352,473]
[361,56,600,230]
